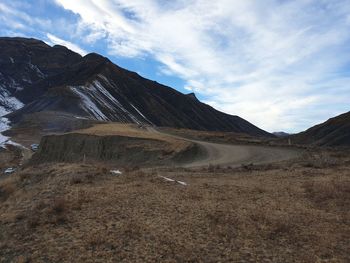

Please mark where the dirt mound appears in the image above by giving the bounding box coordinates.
[31,133,202,166]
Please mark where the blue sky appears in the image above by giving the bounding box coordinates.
[0,0,350,132]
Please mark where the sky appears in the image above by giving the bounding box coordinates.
[0,0,350,133]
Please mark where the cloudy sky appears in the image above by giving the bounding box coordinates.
[1,0,350,132]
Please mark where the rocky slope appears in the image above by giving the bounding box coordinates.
[0,37,271,137]
[290,111,350,146]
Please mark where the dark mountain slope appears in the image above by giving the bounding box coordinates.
[0,37,272,137]
[290,111,350,146]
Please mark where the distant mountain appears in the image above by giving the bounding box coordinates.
[0,37,272,137]
[290,111,350,146]
[273,131,290,137]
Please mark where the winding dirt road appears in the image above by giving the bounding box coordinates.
[151,127,302,168]
[182,141,301,168]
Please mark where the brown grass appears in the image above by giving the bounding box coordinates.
[74,123,191,152]
[0,179,16,201]
[0,158,349,262]
[303,178,350,210]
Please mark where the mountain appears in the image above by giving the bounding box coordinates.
[290,111,350,146]
[273,132,290,137]
[0,37,272,137]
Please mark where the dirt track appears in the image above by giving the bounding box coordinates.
[182,141,301,167]
[152,128,302,167]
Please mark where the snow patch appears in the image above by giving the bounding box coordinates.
[4,140,27,149]
[0,117,10,145]
[176,180,187,186]
[159,176,175,182]
[159,175,188,186]
[70,86,109,121]
[27,62,46,78]
[22,77,32,84]
[0,86,24,146]
[110,169,122,175]
[93,80,141,123]
[74,116,89,120]
[0,88,24,116]
[97,74,113,86]
[70,80,145,124]
[0,118,25,149]
[130,103,153,125]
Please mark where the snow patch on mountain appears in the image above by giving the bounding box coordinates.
[0,87,24,116]
[27,62,46,78]
[70,79,149,124]
[70,86,109,121]
[130,103,153,125]
[92,80,142,124]
[97,74,113,86]
[0,117,10,145]
[0,91,23,146]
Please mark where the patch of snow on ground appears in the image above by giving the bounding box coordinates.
[70,86,109,121]
[27,62,46,78]
[0,87,24,146]
[160,176,175,182]
[94,78,146,124]
[22,77,32,84]
[159,175,188,186]
[74,116,89,120]
[0,97,24,114]
[176,180,187,186]
[5,140,27,149]
[0,117,10,145]
[92,80,140,122]
[110,170,122,175]
[0,85,25,113]
[130,103,154,125]
[71,79,148,124]
[0,118,25,149]
[97,74,113,86]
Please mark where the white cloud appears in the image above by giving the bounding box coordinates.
[0,2,52,30]
[46,33,87,55]
[54,0,350,132]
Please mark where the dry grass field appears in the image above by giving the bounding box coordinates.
[0,148,349,262]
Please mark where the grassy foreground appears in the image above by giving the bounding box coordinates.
[0,151,349,262]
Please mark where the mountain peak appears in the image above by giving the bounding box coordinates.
[0,36,272,137]
[186,92,199,101]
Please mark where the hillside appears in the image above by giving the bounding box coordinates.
[0,37,272,137]
[291,111,350,146]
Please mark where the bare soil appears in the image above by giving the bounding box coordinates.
[153,127,302,167]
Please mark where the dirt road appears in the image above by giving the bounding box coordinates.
[182,141,301,168]
[150,127,301,168]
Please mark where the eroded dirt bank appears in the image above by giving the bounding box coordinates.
[31,133,202,166]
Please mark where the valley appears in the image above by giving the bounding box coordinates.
[0,37,349,263]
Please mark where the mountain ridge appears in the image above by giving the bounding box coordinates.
[0,37,272,137]
[290,111,350,146]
